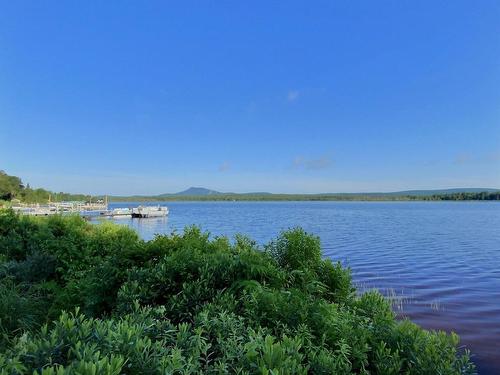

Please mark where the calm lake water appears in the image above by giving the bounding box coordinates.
[102,201,500,374]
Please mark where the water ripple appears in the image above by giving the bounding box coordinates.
[101,201,500,374]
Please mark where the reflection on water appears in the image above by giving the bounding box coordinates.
[95,201,500,374]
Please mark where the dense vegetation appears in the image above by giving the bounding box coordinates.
[421,192,500,201]
[0,210,475,374]
[0,171,88,204]
[0,172,23,201]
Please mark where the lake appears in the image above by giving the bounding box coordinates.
[101,201,500,374]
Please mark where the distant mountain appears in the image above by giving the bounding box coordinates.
[159,187,225,197]
[155,187,498,197]
[108,187,499,202]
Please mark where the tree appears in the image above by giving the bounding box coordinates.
[0,170,23,200]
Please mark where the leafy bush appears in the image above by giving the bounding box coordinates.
[0,209,475,374]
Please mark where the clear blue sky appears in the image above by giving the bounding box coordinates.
[1,1,499,194]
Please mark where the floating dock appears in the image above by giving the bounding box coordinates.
[12,201,168,219]
[102,208,132,217]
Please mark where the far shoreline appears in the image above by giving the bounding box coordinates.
[108,197,500,203]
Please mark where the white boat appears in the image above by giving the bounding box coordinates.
[131,205,168,218]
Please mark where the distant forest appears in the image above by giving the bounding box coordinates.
[109,192,500,202]
[1,170,499,204]
[421,191,500,201]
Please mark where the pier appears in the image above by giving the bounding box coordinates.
[11,199,168,219]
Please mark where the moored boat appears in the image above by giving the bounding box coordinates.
[131,205,168,218]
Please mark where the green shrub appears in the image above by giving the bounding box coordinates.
[265,227,322,270]
[0,210,475,374]
[0,278,49,347]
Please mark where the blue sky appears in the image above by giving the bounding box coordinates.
[1,1,499,194]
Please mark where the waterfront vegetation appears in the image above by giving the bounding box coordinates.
[0,171,88,204]
[0,210,475,374]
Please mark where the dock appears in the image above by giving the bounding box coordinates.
[11,199,168,219]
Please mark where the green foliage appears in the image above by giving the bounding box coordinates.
[422,191,500,201]
[0,278,47,347]
[265,228,321,270]
[0,170,90,204]
[0,210,476,374]
[0,171,23,201]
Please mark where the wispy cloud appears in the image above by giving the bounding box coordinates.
[293,155,333,170]
[287,90,300,102]
[218,161,231,172]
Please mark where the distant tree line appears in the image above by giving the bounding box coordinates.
[420,192,500,201]
[0,170,89,203]
[111,192,500,202]
[2,169,499,203]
